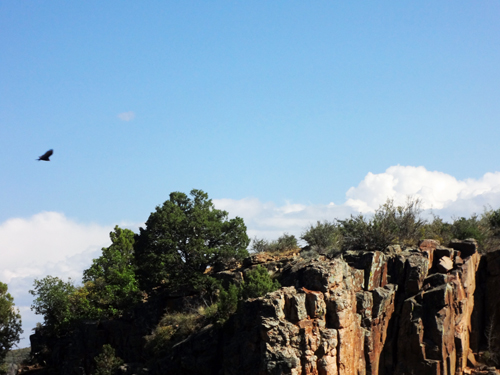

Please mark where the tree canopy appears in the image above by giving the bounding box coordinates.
[83,226,141,315]
[134,189,250,291]
[0,282,22,362]
[30,276,77,334]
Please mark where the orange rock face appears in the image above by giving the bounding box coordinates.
[224,240,483,375]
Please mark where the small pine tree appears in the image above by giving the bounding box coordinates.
[240,266,280,300]
[217,283,239,322]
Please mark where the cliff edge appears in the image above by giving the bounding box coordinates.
[30,239,500,375]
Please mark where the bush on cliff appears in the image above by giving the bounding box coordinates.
[422,210,499,252]
[93,344,123,375]
[145,310,206,357]
[250,233,299,254]
[338,198,425,251]
[215,265,280,322]
[301,220,342,255]
[134,189,250,292]
[240,265,280,300]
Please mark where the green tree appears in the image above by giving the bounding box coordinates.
[29,276,77,334]
[83,226,141,316]
[0,282,22,362]
[135,189,250,291]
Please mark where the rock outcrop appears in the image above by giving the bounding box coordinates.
[30,239,500,374]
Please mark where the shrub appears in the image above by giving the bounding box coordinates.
[145,311,204,357]
[240,265,280,300]
[338,198,425,251]
[250,233,299,254]
[450,214,490,249]
[301,221,342,255]
[250,237,270,253]
[93,344,123,375]
[487,208,500,233]
[420,214,453,244]
[216,284,239,323]
[273,233,299,252]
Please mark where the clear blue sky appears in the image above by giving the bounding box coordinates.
[2,1,500,225]
[2,1,500,347]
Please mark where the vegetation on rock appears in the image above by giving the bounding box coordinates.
[24,190,500,374]
[240,265,281,300]
[134,189,250,292]
[93,344,123,375]
[250,233,299,253]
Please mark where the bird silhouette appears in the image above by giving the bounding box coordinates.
[37,149,53,161]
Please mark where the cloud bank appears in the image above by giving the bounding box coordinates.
[344,165,500,215]
[5,165,500,347]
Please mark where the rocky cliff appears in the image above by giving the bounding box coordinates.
[30,240,500,375]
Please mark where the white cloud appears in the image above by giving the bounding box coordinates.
[5,165,500,347]
[0,213,113,347]
[213,198,356,241]
[0,212,112,283]
[117,111,135,121]
[345,165,500,215]
[214,166,500,242]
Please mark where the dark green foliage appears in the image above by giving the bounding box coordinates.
[488,208,500,233]
[450,215,489,246]
[135,189,250,291]
[216,284,239,322]
[301,220,342,255]
[420,214,453,244]
[338,198,425,251]
[93,344,123,375]
[214,266,280,323]
[0,282,22,363]
[83,226,141,316]
[240,265,280,300]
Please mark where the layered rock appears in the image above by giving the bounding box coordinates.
[31,239,500,375]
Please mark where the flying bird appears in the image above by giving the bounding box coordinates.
[37,149,53,161]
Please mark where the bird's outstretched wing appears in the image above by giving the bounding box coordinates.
[37,149,53,161]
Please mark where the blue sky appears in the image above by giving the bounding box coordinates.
[2,1,500,347]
